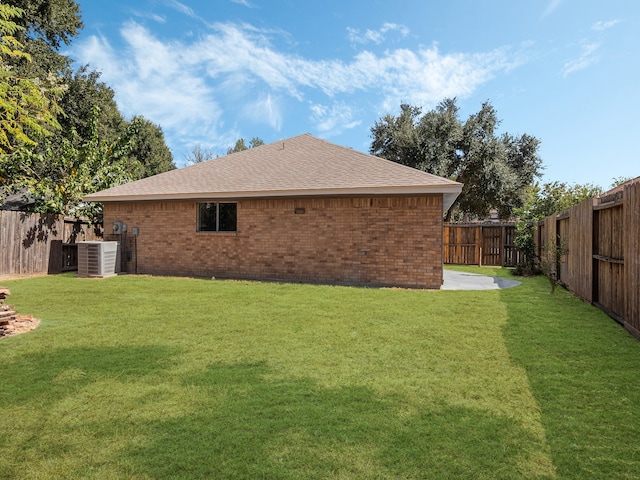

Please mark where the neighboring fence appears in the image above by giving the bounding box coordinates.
[535,181,640,338]
[0,211,102,276]
[444,223,521,267]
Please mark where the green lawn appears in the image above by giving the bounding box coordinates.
[1,269,639,479]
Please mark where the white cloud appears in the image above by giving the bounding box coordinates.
[542,0,564,18]
[242,94,282,130]
[186,23,510,107]
[71,21,516,159]
[231,0,256,7]
[309,102,361,135]
[131,10,166,24]
[164,0,198,19]
[562,42,600,77]
[347,23,410,45]
[73,22,223,153]
[592,19,621,32]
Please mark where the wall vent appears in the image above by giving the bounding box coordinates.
[77,241,119,278]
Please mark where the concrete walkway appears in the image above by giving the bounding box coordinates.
[441,270,522,291]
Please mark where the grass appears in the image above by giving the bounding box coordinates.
[1,269,639,479]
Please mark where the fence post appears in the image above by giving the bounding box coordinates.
[477,226,482,266]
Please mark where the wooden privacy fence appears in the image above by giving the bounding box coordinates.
[0,211,101,276]
[444,223,521,267]
[535,181,640,338]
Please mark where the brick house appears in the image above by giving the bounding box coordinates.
[84,134,462,288]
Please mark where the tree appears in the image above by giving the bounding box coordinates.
[227,137,264,154]
[512,181,602,275]
[186,137,265,164]
[185,144,216,164]
[370,99,543,220]
[0,107,141,220]
[58,65,125,146]
[128,116,175,178]
[55,67,174,179]
[1,0,175,214]
[0,3,63,156]
[3,0,82,49]
[610,176,634,188]
[519,181,602,221]
[2,0,82,79]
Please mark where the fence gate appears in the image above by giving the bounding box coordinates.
[481,226,503,266]
[443,223,519,267]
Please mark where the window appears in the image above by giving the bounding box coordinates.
[197,202,237,232]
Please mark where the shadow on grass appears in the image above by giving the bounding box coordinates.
[125,362,539,479]
[501,276,640,479]
[0,345,178,406]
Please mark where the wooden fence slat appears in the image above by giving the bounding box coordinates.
[443,224,518,267]
[537,181,639,339]
[538,214,558,278]
[0,212,101,276]
[567,199,593,303]
[593,201,624,319]
[624,183,640,336]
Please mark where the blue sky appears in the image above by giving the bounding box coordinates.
[69,0,639,188]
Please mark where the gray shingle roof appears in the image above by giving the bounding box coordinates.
[84,134,462,211]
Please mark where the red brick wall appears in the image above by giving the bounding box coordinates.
[103,196,444,288]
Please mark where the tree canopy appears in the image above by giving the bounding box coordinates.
[0,108,141,219]
[58,65,125,146]
[185,137,265,165]
[227,137,264,154]
[0,0,175,217]
[518,181,602,222]
[512,180,602,275]
[184,144,216,164]
[0,3,63,154]
[128,116,175,177]
[370,98,543,220]
[2,0,81,80]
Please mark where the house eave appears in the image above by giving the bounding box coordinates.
[84,185,462,213]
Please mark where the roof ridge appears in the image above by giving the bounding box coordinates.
[285,134,461,184]
[84,133,463,212]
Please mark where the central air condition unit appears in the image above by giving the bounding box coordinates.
[77,241,119,278]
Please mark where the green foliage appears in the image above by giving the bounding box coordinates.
[0,3,63,154]
[0,3,25,43]
[522,181,602,220]
[370,98,543,220]
[127,116,175,178]
[3,270,640,478]
[227,136,264,154]
[610,176,634,188]
[57,65,125,146]
[0,1,174,209]
[0,107,140,219]
[3,0,82,49]
[1,0,81,87]
[512,181,602,275]
[512,220,538,276]
[539,237,569,293]
[55,67,174,181]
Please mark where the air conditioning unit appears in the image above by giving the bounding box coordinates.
[112,221,127,234]
[77,241,119,278]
